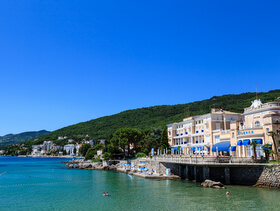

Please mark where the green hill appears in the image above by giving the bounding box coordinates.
[0,130,50,146]
[26,89,280,145]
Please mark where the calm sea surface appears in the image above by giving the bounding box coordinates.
[0,156,279,211]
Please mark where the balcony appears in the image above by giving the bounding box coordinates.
[221,130,230,134]
[239,126,263,130]
[244,102,280,113]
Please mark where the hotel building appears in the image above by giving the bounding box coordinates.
[167,99,280,158]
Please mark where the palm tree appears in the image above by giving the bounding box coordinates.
[268,131,279,161]
[249,140,259,161]
[262,143,272,162]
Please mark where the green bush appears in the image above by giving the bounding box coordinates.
[93,156,102,162]
[103,152,112,160]
[79,143,91,156]
[85,148,97,160]
[135,152,146,158]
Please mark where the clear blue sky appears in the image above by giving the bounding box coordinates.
[0,0,279,136]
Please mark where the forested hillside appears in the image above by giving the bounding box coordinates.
[25,89,280,145]
[0,130,50,146]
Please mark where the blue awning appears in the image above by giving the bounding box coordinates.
[252,139,263,144]
[242,139,250,145]
[237,140,242,146]
[229,146,236,151]
[212,141,230,152]
[173,147,178,151]
[190,147,196,151]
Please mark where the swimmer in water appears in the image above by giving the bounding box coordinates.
[106,192,109,196]
[226,191,230,195]
[103,192,106,196]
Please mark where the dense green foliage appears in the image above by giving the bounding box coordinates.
[160,127,170,151]
[103,127,162,158]
[0,130,50,146]
[30,90,280,143]
[85,148,97,160]
[135,152,146,158]
[2,90,280,154]
[102,152,112,160]
[84,143,105,160]
[139,129,160,155]
[79,143,91,156]
[110,128,142,157]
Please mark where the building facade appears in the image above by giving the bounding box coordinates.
[167,99,280,158]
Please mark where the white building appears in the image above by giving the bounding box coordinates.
[64,144,75,155]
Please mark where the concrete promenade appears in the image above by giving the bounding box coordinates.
[129,157,279,187]
[151,155,273,167]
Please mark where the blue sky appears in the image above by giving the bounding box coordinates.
[0,0,279,135]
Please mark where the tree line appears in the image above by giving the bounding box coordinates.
[79,127,170,161]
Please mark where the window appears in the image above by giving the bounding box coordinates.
[247,146,252,157]
[255,121,260,127]
[215,135,220,143]
[206,124,209,131]
[232,132,235,138]
[216,123,220,130]
[266,128,269,134]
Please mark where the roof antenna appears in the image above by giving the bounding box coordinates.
[256,83,258,100]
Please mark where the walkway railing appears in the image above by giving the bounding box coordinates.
[150,155,255,164]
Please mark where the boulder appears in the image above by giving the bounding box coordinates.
[201,179,225,188]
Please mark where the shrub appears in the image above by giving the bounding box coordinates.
[103,152,112,160]
[93,156,102,162]
[85,148,97,160]
[79,143,92,156]
[135,152,146,158]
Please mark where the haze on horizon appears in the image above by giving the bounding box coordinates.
[0,0,279,136]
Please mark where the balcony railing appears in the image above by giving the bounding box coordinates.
[239,126,263,130]
[221,130,230,134]
[244,102,280,113]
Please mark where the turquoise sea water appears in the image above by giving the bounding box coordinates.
[0,157,279,211]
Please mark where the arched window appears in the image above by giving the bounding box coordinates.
[255,121,260,127]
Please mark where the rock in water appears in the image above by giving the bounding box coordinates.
[201,179,225,188]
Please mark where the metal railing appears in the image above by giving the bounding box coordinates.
[150,155,255,164]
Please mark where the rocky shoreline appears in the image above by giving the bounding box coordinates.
[64,160,121,171]
[64,160,181,180]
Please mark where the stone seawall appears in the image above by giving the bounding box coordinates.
[65,158,280,188]
[132,159,280,188]
[254,165,280,188]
